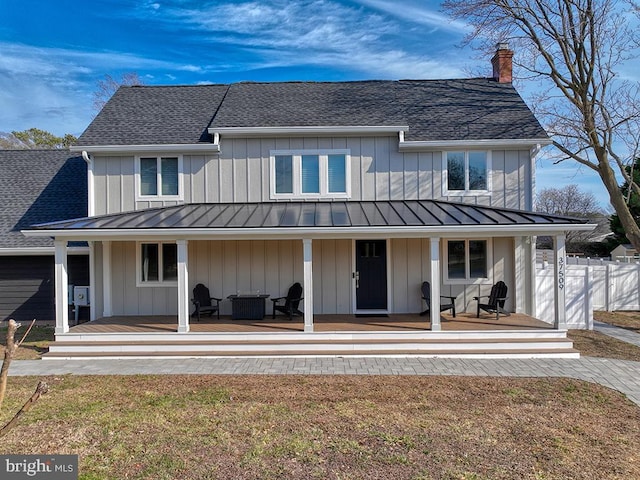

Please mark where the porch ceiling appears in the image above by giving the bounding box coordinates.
[24,200,592,240]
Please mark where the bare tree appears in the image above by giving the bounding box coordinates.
[442,0,640,251]
[537,184,606,242]
[93,72,143,111]
[0,320,48,437]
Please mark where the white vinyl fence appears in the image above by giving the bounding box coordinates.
[535,257,640,330]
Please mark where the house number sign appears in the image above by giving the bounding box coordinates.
[558,256,565,290]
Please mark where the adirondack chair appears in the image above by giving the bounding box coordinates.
[419,281,457,318]
[271,282,304,320]
[474,281,510,320]
[192,283,222,321]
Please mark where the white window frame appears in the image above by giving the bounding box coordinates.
[443,238,493,285]
[136,241,178,287]
[442,151,491,196]
[135,155,184,201]
[269,149,351,199]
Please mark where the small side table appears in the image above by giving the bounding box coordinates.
[227,294,270,320]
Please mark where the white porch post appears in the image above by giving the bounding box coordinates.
[102,240,112,317]
[529,235,538,319]
[553,234,567,329]
[303,238,314,333]
[514,237,526,314]
[430,237,441,331]
[177,240,190,333]
[54,239,69,334]
[88,241,96,321]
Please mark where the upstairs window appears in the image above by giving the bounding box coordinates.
[444,151,490,194]
[138,242,178,286]
[136,156,182,199]
[271,150,350,198]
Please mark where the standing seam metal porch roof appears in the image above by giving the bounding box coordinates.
[28,200,586,232]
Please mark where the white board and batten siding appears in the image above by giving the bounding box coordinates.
[91,139,534,215]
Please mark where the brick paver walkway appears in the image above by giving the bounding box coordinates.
[9,356,640,406]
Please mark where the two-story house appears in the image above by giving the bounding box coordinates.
[25,46,592,358]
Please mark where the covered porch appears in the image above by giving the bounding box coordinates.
[67,312,555,334]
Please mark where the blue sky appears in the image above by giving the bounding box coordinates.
[0,0,612,207]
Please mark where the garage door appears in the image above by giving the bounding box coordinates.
[0,255,89,322]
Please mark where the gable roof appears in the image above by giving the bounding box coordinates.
[75,78,547,147]
[0,150,87,250]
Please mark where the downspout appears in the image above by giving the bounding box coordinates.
[82,150,96,321]
[81,150,95,217]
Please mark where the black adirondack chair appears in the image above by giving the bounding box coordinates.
[271,282,304,320]
[419,281,457,318]
[474,281,510,320]
[192,283,222,321]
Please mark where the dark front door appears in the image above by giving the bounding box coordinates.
[355,240,387,310]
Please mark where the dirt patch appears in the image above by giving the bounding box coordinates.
[594,311,640,333]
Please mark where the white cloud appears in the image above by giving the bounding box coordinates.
[353,0,470,33]
[153,0,464,78]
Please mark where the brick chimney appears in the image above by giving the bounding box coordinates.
[491,42,514,83]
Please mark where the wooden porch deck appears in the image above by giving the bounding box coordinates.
[68,312,555,334]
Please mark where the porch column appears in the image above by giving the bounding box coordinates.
[514,237,526,314]
[553,234,567,329]
[54,239,69,334]
[303,238,314,333]
[102,240,112,317]
[177,240,190,333]
[529,236,538,319]
[89,241,96,321]
[430,237,441,331]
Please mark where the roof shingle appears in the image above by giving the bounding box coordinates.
[75,78,547,146]
[0,150,87,249]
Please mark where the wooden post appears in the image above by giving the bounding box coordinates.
[430,237,441,331]
[554,234,567,329]
[303,239,314,333]
[54,239,69,334]
[177,240,190,333]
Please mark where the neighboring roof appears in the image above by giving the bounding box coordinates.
[28,200,587,237]
[75,79,547,147]
[0,150,87,249]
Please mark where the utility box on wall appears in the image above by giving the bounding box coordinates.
[73,286,90,306]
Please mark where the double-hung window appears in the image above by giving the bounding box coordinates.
[138,242,178,286]
[271,150,350,198]
[444,151,490,194]
[136,156,182,200]
[444,239,492,284]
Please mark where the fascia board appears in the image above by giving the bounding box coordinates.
[210,126,409,137]
[22,223,597,241]
[0,247,90,256]
[398,138,552,151]
[70,144,220,154]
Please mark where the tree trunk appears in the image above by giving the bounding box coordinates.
[598,158,640,252]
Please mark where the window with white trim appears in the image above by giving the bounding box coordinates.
[138,242,178,286]
[271,150,350,198]
[443,151,490,194]
[136,156,183,199]
[444,239,492,284]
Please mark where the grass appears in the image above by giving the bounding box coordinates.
[0,324,54,360]
[594,310,640,333]
[0,375,638,480]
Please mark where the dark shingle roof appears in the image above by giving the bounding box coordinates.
[77,85,229,146]
[0,150,87,249]
[30,200,584,232]
[75,79,547,146]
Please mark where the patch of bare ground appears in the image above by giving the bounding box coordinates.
[568,329,640,361]
[0,375,638,480]
[594,311,640,333]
